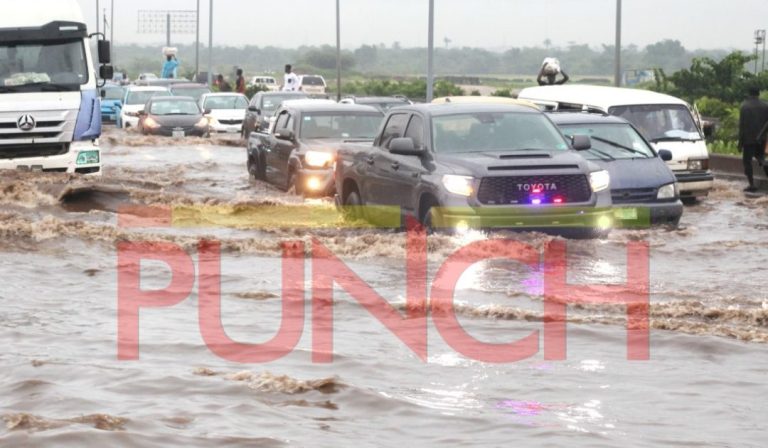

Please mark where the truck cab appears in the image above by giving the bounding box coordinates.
[0,0,112,175]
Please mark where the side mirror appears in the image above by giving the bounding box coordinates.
[276,129,295,141]
[703,122,716,139]
[98,40,111,64]
[389,137,424,156]
[571,135,592,151]
[100,89,106,98]
[99,65,114,81]
[248,106,260,113]
[658,149,673,162]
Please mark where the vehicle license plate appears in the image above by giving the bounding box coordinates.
[614,208,638,220]
[172,130,185,138]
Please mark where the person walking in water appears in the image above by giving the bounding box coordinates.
[738,86,768,193]
[282,64,299,92]
[235,68,246,94]
[161,54,179,79]
[537,57,569,86]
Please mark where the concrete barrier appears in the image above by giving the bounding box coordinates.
[710,153,768,189]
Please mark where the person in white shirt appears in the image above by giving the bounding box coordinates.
[283,64,299,92]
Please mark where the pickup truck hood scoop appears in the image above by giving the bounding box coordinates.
[437,150,590,175]
[497,153,552,160]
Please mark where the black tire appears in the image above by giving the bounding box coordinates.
[247,152,266,180]
[420,200,441,234]
[681,197,699,206]
[342,190,363,221]
[287,170,302,196]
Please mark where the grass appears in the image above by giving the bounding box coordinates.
[708,140,740,156]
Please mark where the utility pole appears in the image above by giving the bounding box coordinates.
[195,0,201,78]
[336,0,341,101]
[756,30,766,73]
[426,0,435,102]
[110,0,114,42]
[208,0,213,87]
[96,0,100,35]
[614,0,622,87]
[166,14,171,47]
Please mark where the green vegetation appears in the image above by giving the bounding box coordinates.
[654,52,768,155]
[338,79,463,100]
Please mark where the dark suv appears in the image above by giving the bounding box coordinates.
[242,91,308,138]
[335,103,615,237]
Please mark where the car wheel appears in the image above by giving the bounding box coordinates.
[681,197,698,206]
[247,152,266,180]
[420,200,442,234]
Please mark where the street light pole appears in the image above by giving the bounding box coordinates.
[110,0,114,43]
[426,0,434,102]
[195,0,200,78]
[614,0,622,87]
[96,0,100,35]
[208,0,213,87]
[336,0,341,102]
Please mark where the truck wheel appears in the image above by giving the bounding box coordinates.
[343,190,363,221]
[420,201,442,234]
[681,197,699,206]
[287,170,303,196]
[247,153,266,180]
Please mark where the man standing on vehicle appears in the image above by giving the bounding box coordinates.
[235,68,246,94]
[738,86,768,193]
[283,64,299,92]
[161,54,179,79]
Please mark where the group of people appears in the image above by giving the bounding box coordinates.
[162,53,247,94]
[739,87,768,193]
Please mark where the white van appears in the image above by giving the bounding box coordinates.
[298,75,327,95]
[249,76,279,92]
[519,85,714,202]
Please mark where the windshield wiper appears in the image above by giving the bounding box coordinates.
[590,136,650,157]
[649,136,699,143]
[0,82,75,92]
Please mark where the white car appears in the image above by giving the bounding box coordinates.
[200,93,249,133]
[248,76,279,92]
[298,75,327,95]
[119,86,170,129]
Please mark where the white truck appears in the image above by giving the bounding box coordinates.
[0,0,113,175]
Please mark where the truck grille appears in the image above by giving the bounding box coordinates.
[611,188,657,204]
[218,119,242,125]
[477,175,592,205]
[0,144,69,160]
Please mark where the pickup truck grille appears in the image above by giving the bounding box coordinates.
[0,143,69,160]
[477,175,592,205]
[611,188,657,204]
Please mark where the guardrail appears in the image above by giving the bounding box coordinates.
[710,153,768,189]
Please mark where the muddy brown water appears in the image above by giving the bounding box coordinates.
[0,128,766,446]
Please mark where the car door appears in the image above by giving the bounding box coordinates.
[265,110,292,185]
[366,113,410,206]
[381,114,430,214]
[270,111,298,187]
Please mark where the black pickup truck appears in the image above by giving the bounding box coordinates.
[334,103,615,236]
[246,103,384,196]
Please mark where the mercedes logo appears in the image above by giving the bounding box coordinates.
[17,114,36,131]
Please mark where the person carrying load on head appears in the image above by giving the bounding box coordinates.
[537,57,569,86]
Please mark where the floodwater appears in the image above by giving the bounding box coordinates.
[0,128,766,447]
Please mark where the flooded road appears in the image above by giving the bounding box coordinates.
[0,128,767,447]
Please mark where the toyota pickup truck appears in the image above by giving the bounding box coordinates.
[246,103,384,196]
[334,103,615,237]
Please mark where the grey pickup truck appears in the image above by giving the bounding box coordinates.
[334,103,616,236]
[246,103,384,196]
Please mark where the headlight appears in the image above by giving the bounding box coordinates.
[304,151,334,168]
[76,150,100,165]
[657,183,677,200]
[195,117,209,128]
[589,170,610,193]
[143,116,160,129]
[442,175,474,197]
[208,117,220,126]
[687,159,709,171]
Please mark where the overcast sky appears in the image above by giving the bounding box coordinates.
[76,0,766,51]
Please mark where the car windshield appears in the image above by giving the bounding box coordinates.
[103,87,124,100]
[262,94,308,112]
[149,100,200,116]
[608,104,702,142]
[0,39,88,91]
[559,123,656,160]
[364,101,408,112]
[127,90,167,105]
[204,95,248,110]
[300,113,383,139]
[302,76,325,86]
[432,112,568,154]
